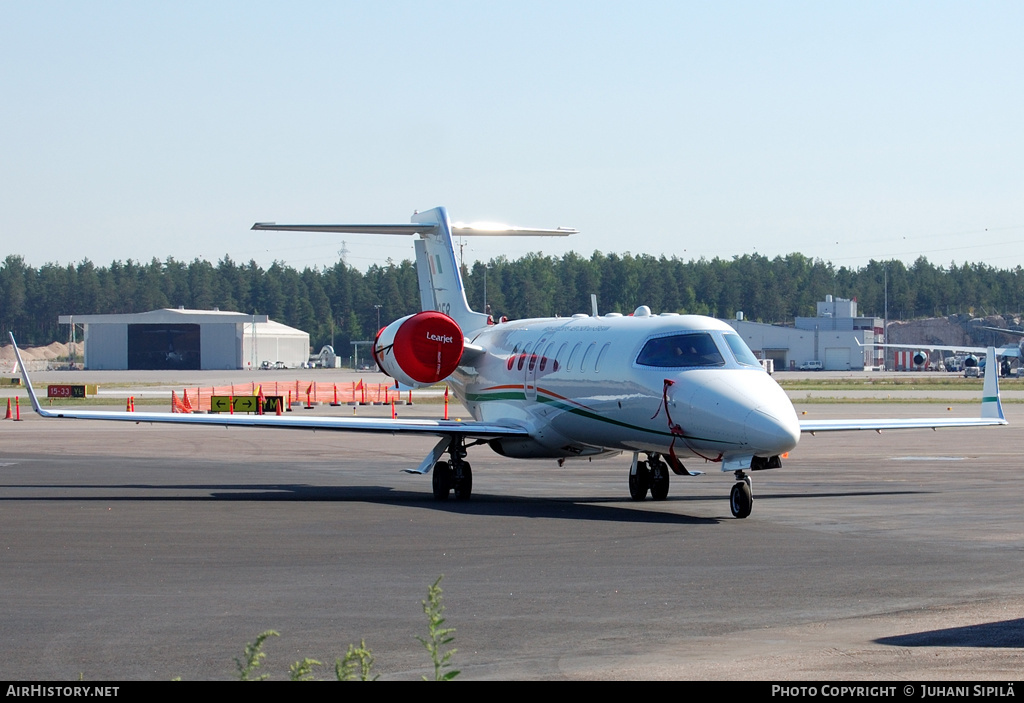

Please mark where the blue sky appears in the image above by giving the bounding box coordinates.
[3,1,1023,272]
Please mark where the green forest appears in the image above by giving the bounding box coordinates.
[2,251,1023,352]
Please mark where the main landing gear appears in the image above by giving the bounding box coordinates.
[629,455,671,501]
[628,455,756,519]
[432,437,473,501]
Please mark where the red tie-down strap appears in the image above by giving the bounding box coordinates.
[651,379,723,465]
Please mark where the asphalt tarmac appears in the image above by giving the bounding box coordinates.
[1,393,1022,680]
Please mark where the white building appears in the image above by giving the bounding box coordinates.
[722,296,883,371]
[58,308,309,370]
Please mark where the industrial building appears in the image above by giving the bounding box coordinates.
[723,296,884,371]
[58,308,309,370]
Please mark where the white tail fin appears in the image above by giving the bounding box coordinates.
[411,207,489,331]
[252,206,575,333]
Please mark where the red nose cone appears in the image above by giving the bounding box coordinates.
[392,311,464,384]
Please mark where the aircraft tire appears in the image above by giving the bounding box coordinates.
[629,461,650,501]
[650,463,670,501]
[730,481,752,519]
[432,461,452,501]
[454,461,473,501]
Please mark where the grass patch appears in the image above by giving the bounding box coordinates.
[221,576,455,682]
[32,396,171,407]
[777,377,1024,392]
[790,396,1024,404]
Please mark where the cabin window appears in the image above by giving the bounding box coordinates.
[579,342,596,372]
[539,342,556,372]
[594,342,611,372]
[555,343,568,367]
[636,333,725,368]
[565,343,581,371]
[518,343,533,371]
[507,343,521,370]
[723,333,760,367]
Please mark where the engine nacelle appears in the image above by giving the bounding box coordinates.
[913,350,928,366]
[372,311,464,387]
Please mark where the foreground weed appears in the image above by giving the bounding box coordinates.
[335,640,377,681]
[227,575,452,680]
[417,575,459,681]
[289,657,322,681]
[235,630,279,681]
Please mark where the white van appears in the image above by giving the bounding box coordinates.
[799,360,824,371]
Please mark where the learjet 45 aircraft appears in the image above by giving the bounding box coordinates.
[10,207,1008,518]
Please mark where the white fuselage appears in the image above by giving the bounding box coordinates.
[449,312,801,465]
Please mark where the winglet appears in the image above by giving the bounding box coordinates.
[982,346,1004,421]
[8,333,47,416]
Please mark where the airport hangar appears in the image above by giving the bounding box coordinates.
[58,308,309,370]
[722,296,884,371]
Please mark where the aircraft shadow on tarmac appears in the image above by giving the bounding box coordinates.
[0,481,934,523]
[0,482,722,524]
[876,619,1024,648]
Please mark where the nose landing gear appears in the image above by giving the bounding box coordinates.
[730,471,752,519]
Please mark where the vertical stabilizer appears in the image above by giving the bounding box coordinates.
[982,346,1004,420]
[411,207,491,332]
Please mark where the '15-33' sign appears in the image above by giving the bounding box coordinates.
[47,385,86,398]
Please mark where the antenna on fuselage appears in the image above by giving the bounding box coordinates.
[591,294,599,317]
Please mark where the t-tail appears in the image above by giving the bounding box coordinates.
[411,207,489,331]
[252,206,575,333]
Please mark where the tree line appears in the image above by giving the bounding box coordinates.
[2,251,1023,353]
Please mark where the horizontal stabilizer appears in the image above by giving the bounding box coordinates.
[251,221,576,237]
[252,223,429,235]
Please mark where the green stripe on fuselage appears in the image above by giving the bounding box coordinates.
[464,388,740,448]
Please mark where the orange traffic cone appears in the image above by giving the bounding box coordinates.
[4,398,11,420]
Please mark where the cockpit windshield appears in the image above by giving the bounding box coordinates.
[723,333,761,367]
[636,332,725,368]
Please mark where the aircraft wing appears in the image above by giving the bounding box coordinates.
[8,334,528,441]
[799,415,1007,433]
[800,345,1007,433]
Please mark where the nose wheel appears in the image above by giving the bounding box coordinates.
[730,472,752,519]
